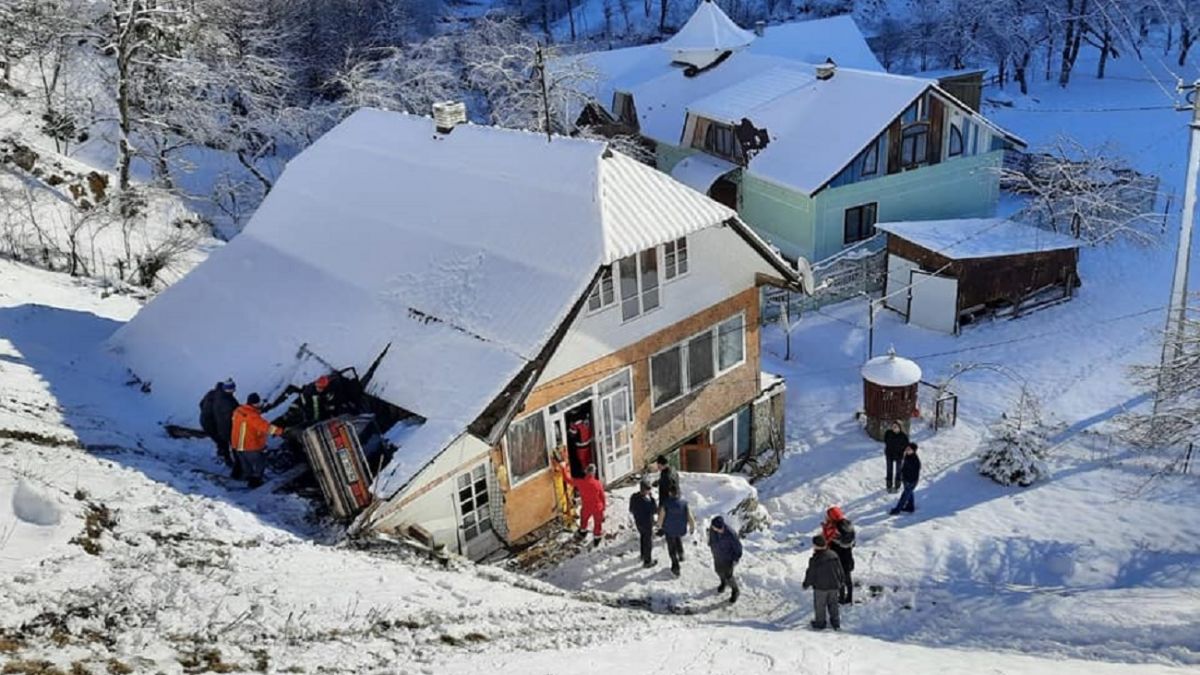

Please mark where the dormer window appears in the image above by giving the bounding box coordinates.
[612,91,638,128]
[704,123,740,160]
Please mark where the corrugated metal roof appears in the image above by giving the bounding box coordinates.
[688,67,815,123]
[599,152,735,262]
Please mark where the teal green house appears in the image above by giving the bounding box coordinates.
[570,2,1024,264]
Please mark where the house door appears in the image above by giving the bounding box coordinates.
[907,269,959,334]
[595,369,635,484]
[679,434,717,473]
[453,462,499,558]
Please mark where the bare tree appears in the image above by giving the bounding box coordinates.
[1124,301,1200,455]
[1004,137,1162,245]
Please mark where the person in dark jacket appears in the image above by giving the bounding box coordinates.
[883,421,909,493]
[199,379,239,475]
[708,516,743,603]
[821,506,857,604]
[628,478,658,567]
[802,534,845,630]
[652,455,679,504]
[656,486,695,577]
[890,442,922,515]
[277,374,342,428]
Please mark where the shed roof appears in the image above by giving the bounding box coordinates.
[876,218,1081,260]
[110,109,744,499]
[661,0,756,66]
[861,352,922,387]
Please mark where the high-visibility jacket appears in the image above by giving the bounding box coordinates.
[231,404,281,452]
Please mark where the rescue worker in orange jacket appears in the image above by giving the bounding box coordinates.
[230,393,284,488]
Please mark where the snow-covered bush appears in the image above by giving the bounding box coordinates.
[978,405,1049,487]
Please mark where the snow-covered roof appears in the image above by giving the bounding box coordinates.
[749,14,883,70]
[876,218,1082,259]
[861,352,922,387]
[661,0,756,68]
[110,109,737,499]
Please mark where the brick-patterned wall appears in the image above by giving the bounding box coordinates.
[497,287,762,543]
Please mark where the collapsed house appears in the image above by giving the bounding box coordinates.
[111,109,807,559]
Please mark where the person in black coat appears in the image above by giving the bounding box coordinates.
[802,534,845,630]
[652,455,679,504]
[199,379,239,474]
[628,479,658,568]
[707,516,743,604]
[883,421,909,493]
[890,442,922,515]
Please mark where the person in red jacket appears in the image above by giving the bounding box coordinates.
[562,462,606,547]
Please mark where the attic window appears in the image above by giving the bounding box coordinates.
[587,266,616,312]
[619,248,660,321]
[703,122,741,161]
[613,91,638,127]
[664,237,689,280]
[948,123,964,157]
[900,122,929,168]
[861,142,879,176]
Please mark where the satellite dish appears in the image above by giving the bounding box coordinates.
[794,257,816,296]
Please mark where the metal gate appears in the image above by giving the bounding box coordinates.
[908,270,959,334]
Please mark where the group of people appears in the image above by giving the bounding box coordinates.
[198,380,285,488]
[550,417,926,618]
[628,457,744,604]
[197,373,352,488]
[883,421,923,515]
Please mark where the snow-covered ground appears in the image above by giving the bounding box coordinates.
[2,44,1199,675]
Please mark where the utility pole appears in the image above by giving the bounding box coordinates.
[535,45,553,143]
[1155,80,1200,414]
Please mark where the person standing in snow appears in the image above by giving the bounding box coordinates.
[628,478,658,567]
[883,421,909,493]
[802,534,845,630]
[230,393,285,489]
[563,463,606,547]
[652,455,679,504]
[199,379,240,477]
[707,516,743,603]
[656,486,695,577]
[821,506,856,604]
[890,443,922,515]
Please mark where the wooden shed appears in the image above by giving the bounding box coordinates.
[878,218,1081,334]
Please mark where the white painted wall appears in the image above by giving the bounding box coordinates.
[541,224,777,383]
[370,433,495,557]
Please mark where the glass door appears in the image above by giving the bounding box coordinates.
[596,370,634,483]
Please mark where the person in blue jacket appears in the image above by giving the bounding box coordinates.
[707,516,743,603]
[890,442,922,515]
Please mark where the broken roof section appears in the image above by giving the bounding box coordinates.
[110,109,739,499]
[661,0,756,68]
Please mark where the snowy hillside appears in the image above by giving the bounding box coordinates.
[3,9,1200,675]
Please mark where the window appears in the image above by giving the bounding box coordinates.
[587,266,615,312]
[861,142,879,176]
[649,314,746,409]
[650,345,683,408]
[619,248,660,321]
[948,123,964,157]
[687,330,714,389]
[613,91,637,127]
[717,314,745,371]
[900,122,929,168]
[457,464,492,542]
[704,122,740,160]
[664,237,689,280]
[843,203,878,245]
[711,406,752,470]
[504,412,548,485]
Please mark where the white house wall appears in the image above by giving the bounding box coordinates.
[369,433,494,555]
[540,224,775,384]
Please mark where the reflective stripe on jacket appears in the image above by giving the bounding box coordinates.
[231,404,278,452]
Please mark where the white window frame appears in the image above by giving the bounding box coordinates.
[619,247,662,323]
[586,265,616,314]
[710,406,751,471]
[503,410,551,488]
[648,312,747,412]
[455,462,493,543]
[663,237,690,282]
